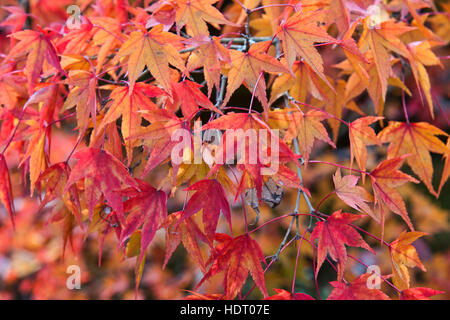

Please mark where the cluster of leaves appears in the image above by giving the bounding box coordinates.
[0,0,449,300]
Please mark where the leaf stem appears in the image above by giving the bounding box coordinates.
[309,160,370,175]
[315,190,335,212]
[249,212,314,234]
[401,75,410,124]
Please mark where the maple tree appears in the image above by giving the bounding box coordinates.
[0,0,449,301]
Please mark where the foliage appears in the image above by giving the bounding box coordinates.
[0,0,449,300]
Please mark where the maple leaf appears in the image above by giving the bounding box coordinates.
[333,169,374,218]
[63,70,98,134]
[400,287,444,300]
[123,230,151,295]
[361,20,414,103]
[312,78,362,144]
[7,28,64,93]
[120,179,167,264]
[329,0,350,35]
[64,148,138,222]
[0,62,27,110]
[220,41,289,115]
[327,274,390,300]
[402,0,443,42]
[115,25,186,95]
[378,121,448,196]
[276,10,336,83]
[146,1,176,31]
[0,154,15,227]
[341,54,408,115]
[175,0,236,36]
[22,127,47,196]
[248,0,285,37]
[390,231,427,290]
[185,35,231,97]
[369,156,419,232]
[202,113,300,163]
[406,41,443,117]
[134,109,187,176]
[311,210,374,281]
[269,61,322,106]
[167,79,223,118]
[27,83,62,126]
[1,0,449,300]
[96,83,164,164]
[349,116,382,174]
[36,163,70,207]
[197,233,268,299]
[162,211,209,272]
[90,17,123,74]
[265,289,315,300]
[283,109,336,164]
[36,162,83,228]
[176,179,231,240]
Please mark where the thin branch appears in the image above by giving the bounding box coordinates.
[291,228,308,294]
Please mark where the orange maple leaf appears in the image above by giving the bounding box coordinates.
[362,20,414,103]
[348,116,383,175]
[186,35,231,97]
[390,231,427,290]
[406,41,443,117]
[63,70,98,134]
[175,0,236,36]
[115,25,186,95]
[201,112,302,199]
[7,28,64,93]
[96,83,164,164]
[276,10,336,84]
[283,109,336,164]
[378,121,448,196]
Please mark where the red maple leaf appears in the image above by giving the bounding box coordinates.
[176,179,231,240]
[311,210,374,281]
[197,233,268,299]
